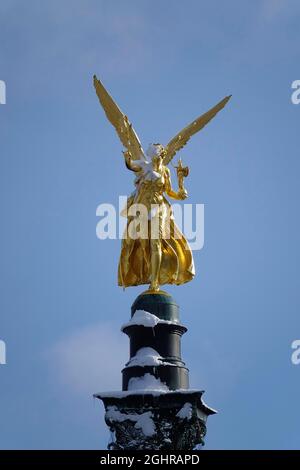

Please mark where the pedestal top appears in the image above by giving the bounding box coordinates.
[131,291,180,323]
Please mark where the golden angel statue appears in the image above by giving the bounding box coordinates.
[94,75,231,292]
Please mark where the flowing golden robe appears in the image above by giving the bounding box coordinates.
[118,167,195,287]
[93,76,230,290]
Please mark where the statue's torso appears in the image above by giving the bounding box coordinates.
[135,167,167,210]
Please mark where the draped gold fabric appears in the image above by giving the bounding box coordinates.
[94,76,231,290]
[118,169,195,288]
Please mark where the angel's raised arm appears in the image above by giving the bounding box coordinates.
[164,167,187,200]
[123,151,144,172]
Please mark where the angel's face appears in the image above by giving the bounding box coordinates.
[147,143,164,171]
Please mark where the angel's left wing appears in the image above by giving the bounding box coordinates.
[163,95,231,165]
[94,75,146,161]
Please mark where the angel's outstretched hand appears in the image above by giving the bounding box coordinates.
[178,188,188,200]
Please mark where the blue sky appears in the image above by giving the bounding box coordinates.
[0,0,300,449]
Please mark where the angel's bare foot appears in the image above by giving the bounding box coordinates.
[149,282,160,292]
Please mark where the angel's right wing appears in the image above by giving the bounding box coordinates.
[163,95,231,165]
[93,75,146,161]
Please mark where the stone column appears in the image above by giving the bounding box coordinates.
[95,291,215,450]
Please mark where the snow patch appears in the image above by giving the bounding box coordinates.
[122,310,160,329]
[128,373,169,392]
[125,347,175,368]
[95,388,205,399]
[121,309,179,331]
[106,406,156,437]
[176,402,193,420]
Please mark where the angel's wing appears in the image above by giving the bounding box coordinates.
[93,75,146,161]
[163,95,231,165]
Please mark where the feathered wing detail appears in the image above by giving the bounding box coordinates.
[93,75,146,161]
[163,95,231,165]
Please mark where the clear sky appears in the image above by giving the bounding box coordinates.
[0,0,299,449]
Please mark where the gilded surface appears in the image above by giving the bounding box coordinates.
[94,75,230,291]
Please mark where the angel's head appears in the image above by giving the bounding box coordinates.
[146,143,165,171]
